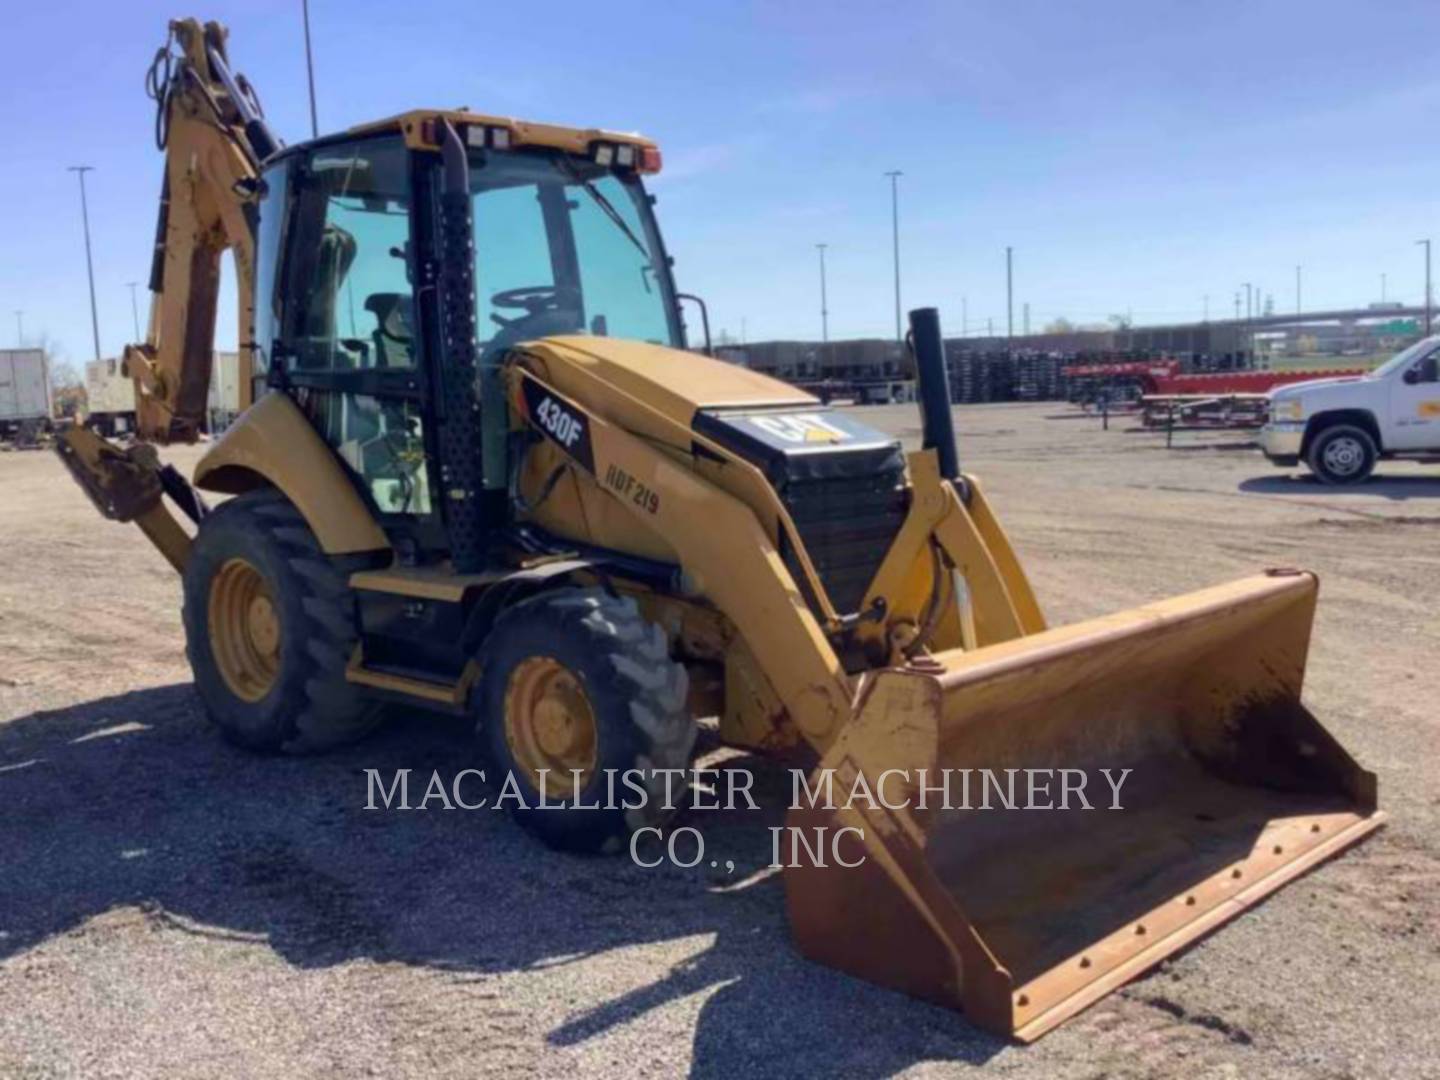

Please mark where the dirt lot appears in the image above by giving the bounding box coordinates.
[3,405,1438,1079]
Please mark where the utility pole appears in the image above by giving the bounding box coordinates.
[1023,301,1030,336]
[1419,239,1432,336]
[13,310,21,347]
[1295,265,1302,315]
[301,0,320,138]
[1005,246,1014,355]
[883,171,903,341]
[815,243,829,346]
[68,165,103,366]
[125,281,142,341]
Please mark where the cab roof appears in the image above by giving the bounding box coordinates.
[269,108,660,172]
[353,108,655,153]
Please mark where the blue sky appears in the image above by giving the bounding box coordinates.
[4,0,1440,366]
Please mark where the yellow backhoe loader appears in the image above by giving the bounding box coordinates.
[56,17,1383,1042]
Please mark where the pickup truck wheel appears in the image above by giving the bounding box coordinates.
[1307,424,1377,485]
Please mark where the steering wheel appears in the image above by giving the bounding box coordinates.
[489,285,578,329]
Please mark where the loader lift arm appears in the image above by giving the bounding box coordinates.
[55,18,280,567]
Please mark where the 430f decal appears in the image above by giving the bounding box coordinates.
[522,378,595,472]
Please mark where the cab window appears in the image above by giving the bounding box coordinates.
[283,138,415,371]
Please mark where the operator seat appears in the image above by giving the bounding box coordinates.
[364,293,414,368]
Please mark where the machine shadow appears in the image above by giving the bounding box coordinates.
[0,685,1003,1074]
[1239,474,1440,500]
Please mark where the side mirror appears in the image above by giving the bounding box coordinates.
[676,293,712,356]
[1406,356,1439,383]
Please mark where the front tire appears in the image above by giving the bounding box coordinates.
[181,488,383,753]
[475,588,695,854]
[1306,424,1377,485]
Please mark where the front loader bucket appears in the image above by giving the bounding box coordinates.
[783,571,1382,1042]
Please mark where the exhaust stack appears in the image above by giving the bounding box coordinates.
[909,306,960,481]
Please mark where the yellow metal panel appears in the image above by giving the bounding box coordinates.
[350,564,506,602]
[193,392,389,555]
[523,338,815,432]
[353,109,660,156]
[512,356,843,626]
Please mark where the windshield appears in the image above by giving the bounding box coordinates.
[469,151,680,354]
[1369,335,1440,379]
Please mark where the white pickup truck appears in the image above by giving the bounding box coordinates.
[1260,336,1440,483]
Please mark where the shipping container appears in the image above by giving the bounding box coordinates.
[85,357,137,437]
[0,349,53,442]
[208,349,242,433]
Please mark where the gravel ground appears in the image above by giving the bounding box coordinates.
[2,404,1438,1078]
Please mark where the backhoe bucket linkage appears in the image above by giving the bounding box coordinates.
[783,571,1382,1042]
[54,426,197,573]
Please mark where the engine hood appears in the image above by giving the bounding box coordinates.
[1270,375,1369,401]
[517,336,815,431]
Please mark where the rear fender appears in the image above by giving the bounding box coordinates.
[193,392,389,556]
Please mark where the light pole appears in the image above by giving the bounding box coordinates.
[961,295,968,337]
[13,310,21,347]
[1203,294,1209,322]
[1381,272,1387,303]
[126,281,142,341]
[1419,239,1432,336]
[68,165,103,366]
[884,170,902,341]
[1295,265,1302,315]
[815,243,829,346]
[301,0,319,138]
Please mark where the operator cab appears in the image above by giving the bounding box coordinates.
[248,113,682,551]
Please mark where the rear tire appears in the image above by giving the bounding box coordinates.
[1306,424,1377,485]
[475,588,695,854]
[181,488,383,753]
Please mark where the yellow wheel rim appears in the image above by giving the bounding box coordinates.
[503,656,598,799]
[208,557,281,703]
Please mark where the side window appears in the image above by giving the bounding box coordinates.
[251,159,289,377]
[1413,352,1439,383]
[472,181,555,343]
[284,139,415,371]
[568,176,669,345]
